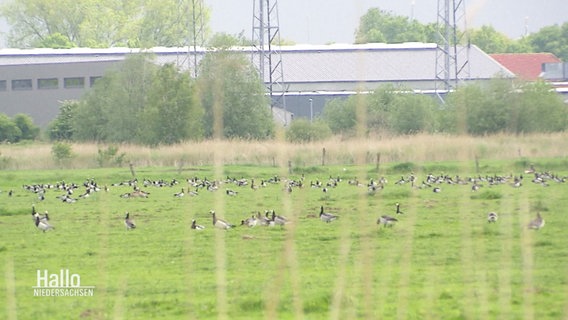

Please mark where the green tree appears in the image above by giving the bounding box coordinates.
[442,79,568,135]
[0,114,21,143]
[74,54,157,142]
[527,23,568,61]
[512,81,568,133]
[0,0,210,48]
[197,50,274,139]
[37,32,75,48]
[322,97,358,134]
[12,114,40,141]
[389,93,437,134]
[286,119,332,143]
[355,8,436,44]
[48,100,79,141]
[207,32,250,48]
[469,25,516,53]
[445,80,510,135]
[141,63,204,145]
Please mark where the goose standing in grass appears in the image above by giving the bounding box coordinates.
[527,213,545,230]
[124,212,136,230]
[377,215,398,228]
[395,203,403,215]
[35,215,54,232]
[319,206,338,223]
[191,219,205,230]
[31,205,49,222]
[211,210,235,229]
[226,189,238,196]
[487,212,498,223]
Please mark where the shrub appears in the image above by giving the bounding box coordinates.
[51,142,74,165]
[96,145,126,167]
[286,119,332,143]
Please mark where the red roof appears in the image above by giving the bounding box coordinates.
[490,53,561,81]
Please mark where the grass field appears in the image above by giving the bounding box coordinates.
[1,141,568,319]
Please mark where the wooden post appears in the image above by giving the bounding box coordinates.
[475,155,480,174]
[177,159,184,175]
[288,160,292,174]
[322,147,326,166]
[376,152,381,172]
[129,162,136,177]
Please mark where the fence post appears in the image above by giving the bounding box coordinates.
[475,155,480,174]
[288,160,292,174]
[129,162,136,178]
[376,152,381,172]
[322,147,326,166]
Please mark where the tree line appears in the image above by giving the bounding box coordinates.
[286,80,568,142]
[306,79,568,140]
[355,8,568,61]
[1,72,566,144]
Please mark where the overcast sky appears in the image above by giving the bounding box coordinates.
[1,0,567,47]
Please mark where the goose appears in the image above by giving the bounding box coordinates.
[487,212,498,223]
[271,210,288,227]
[31,205,49,222]
[433,187,441,193]
[377,215,398,227]
[241,215,258,227]
[395,203,403,214]
[174,188,185,198]
[319,206,338,223]
[527,213,545,230]
[31,204,39,221]
[35,215,54,232]
[257,211,272,226]
[226,189,238,196]
[191,219,205,230]
[188,189,199,196]
[124,212,136,230]
[211,210,235,229]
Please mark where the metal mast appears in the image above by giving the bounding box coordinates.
[252,0,287,124]
[190,0,205,78]
[435,0,470,98]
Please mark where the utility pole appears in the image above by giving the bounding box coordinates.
[434,0,470,101]
[252,0,288,125]
[190,0,205,78]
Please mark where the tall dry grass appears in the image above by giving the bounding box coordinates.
[1,132,567,170]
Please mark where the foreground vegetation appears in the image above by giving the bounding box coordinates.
[1,138,567,318]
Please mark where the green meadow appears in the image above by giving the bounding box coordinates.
[1,156,568,319]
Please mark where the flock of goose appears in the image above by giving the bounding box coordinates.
[20,166,561,233]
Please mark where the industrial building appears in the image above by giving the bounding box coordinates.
[0,43,515,127]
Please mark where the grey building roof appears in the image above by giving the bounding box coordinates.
[0,43,513,84]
